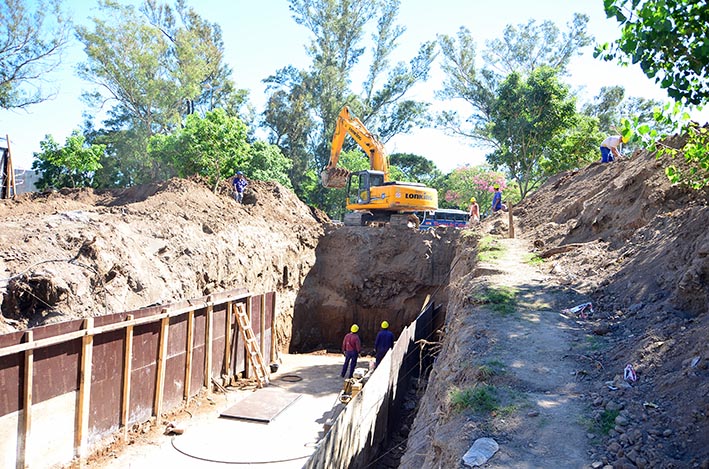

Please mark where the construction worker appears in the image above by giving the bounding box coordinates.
[232,171,248,203]
[468,197,480,226]
[374,321,395,368]
[492,184,503,213]
[600,135,628,163]
[341,324,361,378]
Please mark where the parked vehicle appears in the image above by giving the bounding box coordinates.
[417,209,469,230]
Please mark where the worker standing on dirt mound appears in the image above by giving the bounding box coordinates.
[600,134,627,163]
[492,184,503,213]
[468,197,480,226]
[374,321,395,368]
[341,324,362,378]
[232,171,248,203]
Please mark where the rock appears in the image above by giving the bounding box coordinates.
[606,400,623,411]
[593,397,604,407]
[592,461,604,469]
[635,457,648,469]
[662,429,672,437]
[527,410,539,417]
[608,442,621,453]
[615,415,629,426]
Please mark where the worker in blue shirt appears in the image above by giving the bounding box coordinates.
[374,321,395,368]
[492,184,503,213]
[232,171,248,203]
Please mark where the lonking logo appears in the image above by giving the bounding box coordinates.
[405,193,433,200]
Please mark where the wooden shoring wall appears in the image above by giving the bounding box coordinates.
[0,289,276,469]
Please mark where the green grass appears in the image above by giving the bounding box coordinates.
[598,409,619,434]
[523,253,545,266]
[450,385,499,413]
[475,286,518,315]
[477,235,505,262]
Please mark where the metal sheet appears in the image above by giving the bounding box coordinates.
[220,387,301,423]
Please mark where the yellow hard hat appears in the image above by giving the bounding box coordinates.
[493,184,500,190]
[621,135,629,144]
[381,321,389,329]
[470,197,476,203]
[351,324,359,333]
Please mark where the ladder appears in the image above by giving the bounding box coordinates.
[235,303,269,388]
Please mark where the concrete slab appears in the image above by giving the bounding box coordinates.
[96,353,355,468]
[220,387,301,422]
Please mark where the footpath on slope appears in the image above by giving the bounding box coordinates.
[402,235,608,468]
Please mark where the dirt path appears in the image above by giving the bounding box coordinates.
[401,235,603,468]
[476,237,593,467]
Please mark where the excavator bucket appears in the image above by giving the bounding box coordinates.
[321,167,351,188]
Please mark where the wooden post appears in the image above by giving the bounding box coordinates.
[154,312,169,419]
[18,330,33,469]
[184,310,194,400]
[271,293,277,364]
[508,203,515,238]
[75,318,94,463]
[121,315,134,442]
[244,299,252,378]
[204,299,213,391]
[224,302,232,379]
[260,295,266,362]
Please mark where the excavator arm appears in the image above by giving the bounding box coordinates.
[321,106,389,188]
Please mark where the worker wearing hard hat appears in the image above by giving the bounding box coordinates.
[341,324,362,378]
[468,197,480,226]
[600,135,628,163]
[374,321,395,368]
[492,184,503,213]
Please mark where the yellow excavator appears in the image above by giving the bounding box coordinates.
[321,106,438,226]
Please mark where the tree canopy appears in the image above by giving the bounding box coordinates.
[32,132,105,189]
[0,0,70,109]
[597,0,709,106]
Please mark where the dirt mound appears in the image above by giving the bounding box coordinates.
[0,178,327,348]
[514,145,709,466]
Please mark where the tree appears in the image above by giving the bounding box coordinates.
[442,165,506,213]
[148,109,291,192]
[437,16,592,198]
[32,132,105,189]
[263,0,436,214]
[597,0,709,106]
[487,67,577,198]
[76,0,247,185]
[0,0,70,109]
[388,153,441,185]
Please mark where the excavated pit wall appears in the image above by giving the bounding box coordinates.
[290,225,460,352]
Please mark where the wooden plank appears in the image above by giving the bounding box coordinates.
[153,312,169,419]
[224,302,232,379]
[271,292,277,366]
[75,318,94,463]
[184,310,194,400]
[260,295,266,360]
[244,300,252,378]
[121,315,134,442]
[204,298,213,391]
[508,203,515,238]
[18,330,33,469]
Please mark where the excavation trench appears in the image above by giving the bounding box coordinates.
[289,225,460,468]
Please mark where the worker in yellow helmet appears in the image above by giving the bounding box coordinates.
[341,324,361,378]
[468,196,480,226]
[374,321,395,368]
[600,134,628,163]
[492,184,503,213]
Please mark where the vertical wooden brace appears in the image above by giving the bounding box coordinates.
[18,330,33,469]
[244,299,252,378]
[184,310,194,400]
[75,318,94,463]
[121,315,134,442]
[204,298,213,391]
[224,302,232,379]
[260,295,266,362]
[154,311,169,419]
[271,292,277,365]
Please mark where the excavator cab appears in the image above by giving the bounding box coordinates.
[347,170,384,204]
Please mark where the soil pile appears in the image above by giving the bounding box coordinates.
[0,178,327,350]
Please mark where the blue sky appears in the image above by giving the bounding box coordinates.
[2,0,703,172]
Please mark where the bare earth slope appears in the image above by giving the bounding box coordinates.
[0,179,326,350]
